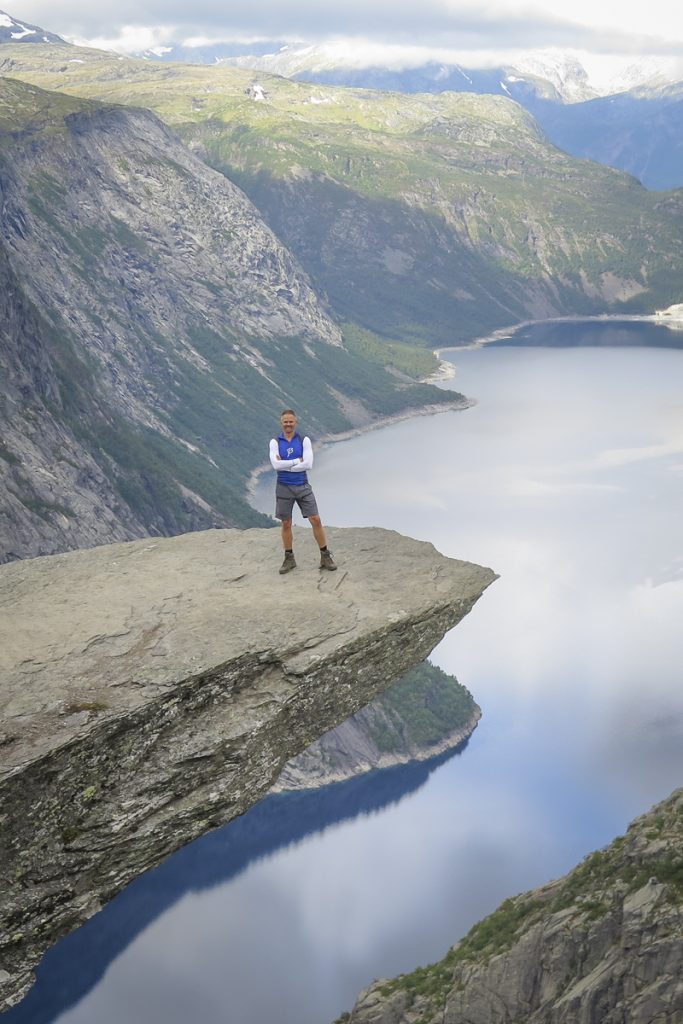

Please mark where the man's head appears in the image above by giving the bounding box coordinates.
[280,409,297,439]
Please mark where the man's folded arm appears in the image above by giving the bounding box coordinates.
[296,436,314,472]
[269,438,297,470]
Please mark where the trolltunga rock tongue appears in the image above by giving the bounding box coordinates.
[0,525,495,1009]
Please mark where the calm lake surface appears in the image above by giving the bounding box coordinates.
[10,320,683,1024]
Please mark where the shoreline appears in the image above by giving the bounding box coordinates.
[247,307,683,510]
[435,310,681,355]
[246,394,473,506]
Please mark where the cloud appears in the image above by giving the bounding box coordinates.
[68,25,179,54]
[8,0,683,56]
[594,438,683,468]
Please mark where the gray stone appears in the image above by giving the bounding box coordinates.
[0,525,496,1011]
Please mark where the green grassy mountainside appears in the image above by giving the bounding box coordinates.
[2,44,683,346]
[0,76,456,560]
[224,45,683,191]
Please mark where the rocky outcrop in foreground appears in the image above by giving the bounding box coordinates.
[340,788,683,1024]
[0,526,495,1011]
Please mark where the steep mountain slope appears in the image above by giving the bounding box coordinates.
[2,44,683,349]
[340,787,683,1024]
[0,230,149,560]
[0,77,455,561]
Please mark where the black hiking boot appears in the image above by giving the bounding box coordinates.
[319,549,337,571]
[279,551,296,574]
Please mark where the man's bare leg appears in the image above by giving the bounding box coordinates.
[279,518,296,574]
[309,515,327,550]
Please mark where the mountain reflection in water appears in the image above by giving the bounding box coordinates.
[6,745,467,1024]
[488,319,683,349]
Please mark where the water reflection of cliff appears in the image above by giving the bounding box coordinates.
[490,321,683,348]
[6,742,470,1024]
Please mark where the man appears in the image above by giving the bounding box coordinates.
[269,409,337,574]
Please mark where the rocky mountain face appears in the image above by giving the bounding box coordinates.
[0,75,456,561]
[340,787,683,1024]
[273,660,481,792]
[0,227,149,560]
[0,525,496,1010]
[3,44,683,352]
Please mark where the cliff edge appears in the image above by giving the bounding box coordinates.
[0,525,496,1011]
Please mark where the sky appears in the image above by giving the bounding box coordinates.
[5,0,683,67]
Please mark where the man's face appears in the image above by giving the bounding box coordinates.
[281,413,297,438]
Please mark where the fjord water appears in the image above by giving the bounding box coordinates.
[10,321,683,1024]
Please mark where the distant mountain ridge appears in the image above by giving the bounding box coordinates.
[202,41,683,189]
[532,81,683,191]
[219,44,683,104]
[5,9,683,186]
[128,37,683,101]
[0,8,64,45]
[137,40,287,64]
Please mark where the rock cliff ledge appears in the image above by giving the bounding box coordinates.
[0,526,495,1011]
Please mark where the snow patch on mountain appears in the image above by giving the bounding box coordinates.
[213,40,683,102]
[0,8,64,44]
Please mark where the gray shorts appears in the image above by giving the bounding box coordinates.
[275,482,319,521]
